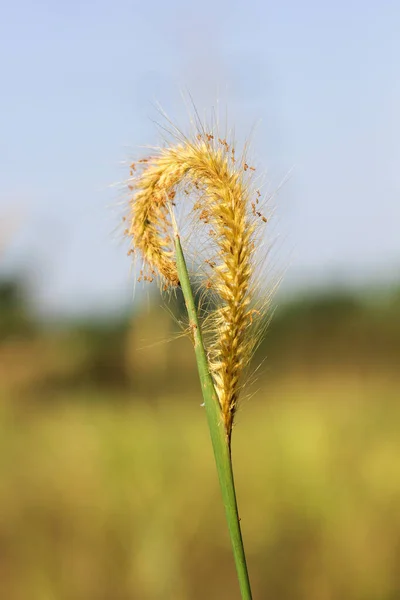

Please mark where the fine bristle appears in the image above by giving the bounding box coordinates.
[126,129,269,440]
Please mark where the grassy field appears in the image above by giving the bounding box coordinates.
[1,374,399,600]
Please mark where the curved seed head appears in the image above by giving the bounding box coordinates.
[126,131,269,439]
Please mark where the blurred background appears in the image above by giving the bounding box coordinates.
[1,1,400,599]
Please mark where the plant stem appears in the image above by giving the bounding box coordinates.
[174,232,253,600]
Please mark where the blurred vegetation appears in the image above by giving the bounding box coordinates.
[0,274,399,599]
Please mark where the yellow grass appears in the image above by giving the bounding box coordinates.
[1,375,399,600]
[126,131,268,439]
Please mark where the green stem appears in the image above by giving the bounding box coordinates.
[174,233,253,600]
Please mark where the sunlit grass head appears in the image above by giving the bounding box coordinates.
[125,120,270,441]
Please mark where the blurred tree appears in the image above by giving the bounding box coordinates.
[0,277,35,339]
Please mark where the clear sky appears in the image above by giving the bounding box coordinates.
[1,0,399,316]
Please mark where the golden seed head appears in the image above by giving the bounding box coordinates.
[125,128,268,439]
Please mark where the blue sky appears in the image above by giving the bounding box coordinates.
[1,1,399,316]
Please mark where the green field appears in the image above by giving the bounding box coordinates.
[1,375,399,600]
[1,281,400,598]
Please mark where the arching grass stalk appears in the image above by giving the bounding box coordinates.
[125,123,270,599]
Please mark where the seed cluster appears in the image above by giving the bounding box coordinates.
[126,132,267,440]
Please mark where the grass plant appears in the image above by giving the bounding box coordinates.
[125,119,271,598]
